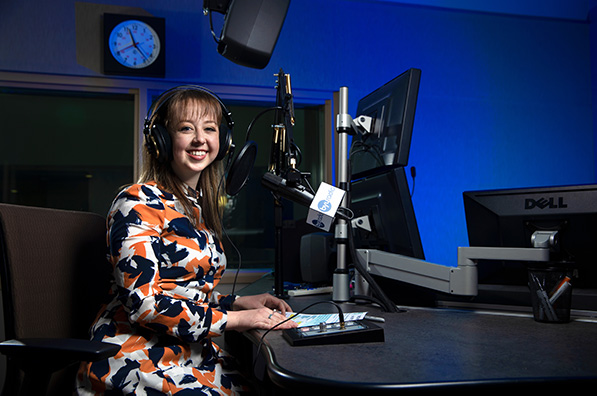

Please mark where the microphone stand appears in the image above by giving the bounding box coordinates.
[269,69,296,298]
[273,196,285,298]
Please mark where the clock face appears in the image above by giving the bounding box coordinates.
[108,20,161,69]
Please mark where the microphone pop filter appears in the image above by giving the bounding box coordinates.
[226,141,257,196]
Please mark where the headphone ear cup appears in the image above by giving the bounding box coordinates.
[146,123,172,163]
[216,125,233,161]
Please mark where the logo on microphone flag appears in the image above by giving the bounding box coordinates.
[307,182,346,231]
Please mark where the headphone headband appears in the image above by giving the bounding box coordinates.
[144,85,234,132]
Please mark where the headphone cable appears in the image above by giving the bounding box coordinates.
[215,159,244,297]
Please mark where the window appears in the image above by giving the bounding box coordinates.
[0,86,328,274]
[223,104,327,272]
[0,87,135,216]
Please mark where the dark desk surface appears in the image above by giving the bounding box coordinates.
[227,292,597,394]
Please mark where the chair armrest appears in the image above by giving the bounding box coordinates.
[0,337,120,367]
[0,338,120,395]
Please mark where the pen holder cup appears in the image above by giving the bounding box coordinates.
[528,267,573,323]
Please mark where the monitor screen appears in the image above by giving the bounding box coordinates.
[350,167,424,260]
[350,68,421,179]
[463,184,597,289]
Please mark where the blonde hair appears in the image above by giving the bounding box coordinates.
[140,88,226,239]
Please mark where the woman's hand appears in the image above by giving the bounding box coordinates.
[226,307,297,332]
[226,293,297,332]
[232,293,293,315]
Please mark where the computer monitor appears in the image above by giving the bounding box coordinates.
[350,68,421,179]
[350,167,424,260]
[463,184,597,289]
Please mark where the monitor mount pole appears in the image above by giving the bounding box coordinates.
[333,86,352,302]
[333,88,399,312]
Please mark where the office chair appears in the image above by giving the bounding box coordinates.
[0,203,120,396]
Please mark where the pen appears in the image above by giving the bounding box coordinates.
[531,274,558,321]
[364,315,385,323]
[549,279,571,304]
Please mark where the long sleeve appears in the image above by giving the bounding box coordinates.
[106,183,229,342]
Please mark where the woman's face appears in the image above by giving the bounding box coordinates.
[169,99,220,187]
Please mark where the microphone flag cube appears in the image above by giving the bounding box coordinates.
[307,182,346,231]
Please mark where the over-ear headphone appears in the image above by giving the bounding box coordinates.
[143,85,234,163]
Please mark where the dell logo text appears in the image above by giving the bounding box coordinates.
[525,197,568,210]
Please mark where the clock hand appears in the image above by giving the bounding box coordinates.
[114,28,138,54]
[117,42,136,52]
[126,27,137,45]
[135,45,149,60]
[126,27,148,60]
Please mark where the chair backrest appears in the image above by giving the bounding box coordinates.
[0,203,112,341]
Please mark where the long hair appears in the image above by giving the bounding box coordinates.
[139,89,225,239]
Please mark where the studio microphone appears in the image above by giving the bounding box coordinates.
[261,172,314,207]
[261,172,350,230]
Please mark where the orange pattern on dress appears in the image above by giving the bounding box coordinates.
[76,182,246,395]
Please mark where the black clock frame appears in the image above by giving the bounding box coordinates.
[103,13,166,78]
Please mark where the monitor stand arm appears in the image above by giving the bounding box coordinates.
[355,249,479,296]
[332,84,554,300]
[457,230,557,273]
[355,231,554,297]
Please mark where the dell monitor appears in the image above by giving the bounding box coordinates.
[350,68,421,179]
[350,167,424,260]
[349,68,424,259]
[463,184,597,291]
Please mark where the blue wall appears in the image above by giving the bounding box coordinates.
[0,0,594,267]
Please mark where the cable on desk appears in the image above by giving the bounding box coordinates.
[346,219,399,313]
[344,160,399,313]
[251,300,345,370]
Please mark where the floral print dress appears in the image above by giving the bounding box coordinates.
[77,182,246,395]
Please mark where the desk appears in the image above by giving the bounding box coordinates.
[225,294,597,394]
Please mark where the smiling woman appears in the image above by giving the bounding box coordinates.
[140,86,234,239]
[76,86,298,395]
[168,97,222,187]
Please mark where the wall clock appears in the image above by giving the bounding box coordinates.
[103,13,165,77]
